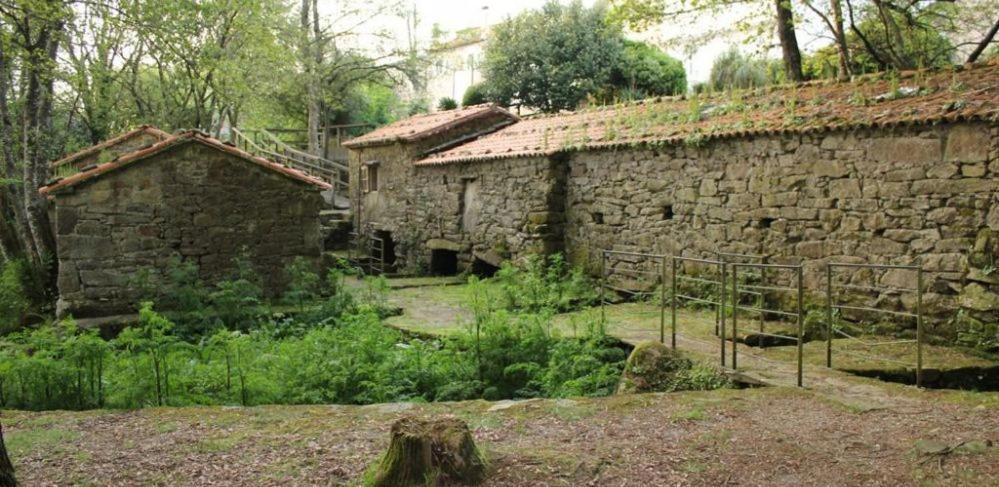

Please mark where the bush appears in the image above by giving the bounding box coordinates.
[495,254,597,313]
[437,97,458,111]
[462,83,489,107]
[609,40,686,100]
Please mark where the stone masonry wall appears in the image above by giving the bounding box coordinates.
[349,112,521,271]
[53,142,324,317]
[565,121,998,330]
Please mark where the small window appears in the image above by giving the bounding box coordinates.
[663,205,674,220]
[361,161,380,193]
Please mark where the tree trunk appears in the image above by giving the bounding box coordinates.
[774,0,804,83]
[371,417,486,487]
[966,17,999,64]
[302,0,322,156]
[831,0,852,79]
[0,422,16,487]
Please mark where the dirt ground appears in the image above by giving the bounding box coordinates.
[4,386,997,486]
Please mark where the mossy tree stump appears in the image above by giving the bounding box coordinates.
[0,422,16,487]
[370,417,486,487]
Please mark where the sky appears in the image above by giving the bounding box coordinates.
[317,0,813,85]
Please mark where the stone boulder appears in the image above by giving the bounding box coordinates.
[617,341,693,394]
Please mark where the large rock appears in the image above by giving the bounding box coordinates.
[617,341,693,394]
[959,283,999,313]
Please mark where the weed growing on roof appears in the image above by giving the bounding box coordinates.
[686,95,703,123]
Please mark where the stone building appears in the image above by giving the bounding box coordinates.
[41,129,331,318]
[347,62,999,326]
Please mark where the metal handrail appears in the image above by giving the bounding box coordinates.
[231,128,349,193]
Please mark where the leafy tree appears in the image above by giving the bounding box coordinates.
[609,40,686,99]
[482,0,622,112]
[437,97,458,111]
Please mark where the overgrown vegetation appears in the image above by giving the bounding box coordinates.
[0,256,627,411]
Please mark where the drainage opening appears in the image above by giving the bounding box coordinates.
[471,258,500,278]
[430,249,459,276]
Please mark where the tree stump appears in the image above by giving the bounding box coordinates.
[370,417,486,487]
[0,422,16,487]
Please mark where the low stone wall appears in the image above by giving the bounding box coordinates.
[564,122,998,330]
[53,143,324,317]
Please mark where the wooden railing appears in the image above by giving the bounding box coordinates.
[230,127,349,195]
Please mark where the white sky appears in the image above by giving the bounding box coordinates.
[318,0,829,85]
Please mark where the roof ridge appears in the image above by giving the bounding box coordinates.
[50,125,172,169]
[41,131,331,196]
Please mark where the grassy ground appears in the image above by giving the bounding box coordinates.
[5,275,998,485]
[5,386,998,486]
[384,278,996,376]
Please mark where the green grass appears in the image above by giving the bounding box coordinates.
[5,427,81,457]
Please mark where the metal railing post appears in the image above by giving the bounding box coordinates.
[826,264,833,368]
[797,265,804,387]
[600,251,607,329]
[659,257,666,344]
[720,262,727,368]
[916,266,924,388]
[671,257,678,349]
[732,264,739,370]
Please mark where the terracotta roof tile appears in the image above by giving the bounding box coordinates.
[50,125,172,169]
[343,104,519,148]
[417,61,999,166]
[40,131,332,196]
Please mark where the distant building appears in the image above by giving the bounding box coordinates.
[41,129,331,318]
[426,27,487,110]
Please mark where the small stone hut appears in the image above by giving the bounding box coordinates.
[346,62,999,329]
[41,129,331,318]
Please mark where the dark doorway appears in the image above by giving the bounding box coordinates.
[471,257,500,278]
[374,230,396,266]
[430,249,459,276]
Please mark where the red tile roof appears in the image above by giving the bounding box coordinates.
[40,131,332,197]
[50,125,172,169]
[343,104,519,148]
[417,61,999,165]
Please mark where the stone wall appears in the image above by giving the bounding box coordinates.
[348,112,523,270]
[53,142,324,317]
[564,122,998,328]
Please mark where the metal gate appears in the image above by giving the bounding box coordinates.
[599,250,667,341]
[731,262,805,386]
[825,263,924,386]
[670,256,727,365]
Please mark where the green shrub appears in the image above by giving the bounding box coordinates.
[437,97,458,111]
[462,83,489,107]
[0,260,29,333]
[495,254,597,313]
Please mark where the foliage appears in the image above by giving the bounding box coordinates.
[481,0,623,112]
[0,281,629,411]
[494,254,598,313]
[437,97,458,111]
[608,40,687,100]
[0,261,29,334]
[709,48,771,90]
[462,83,489,107]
